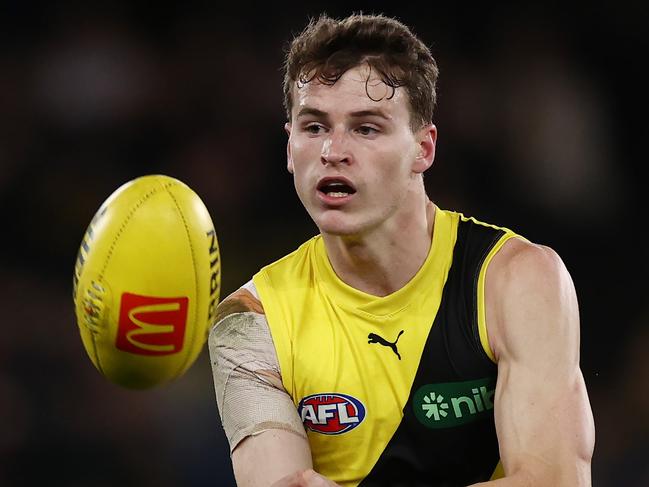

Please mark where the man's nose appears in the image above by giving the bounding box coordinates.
[321,130,351,166]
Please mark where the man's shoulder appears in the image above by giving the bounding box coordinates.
[489,238,571,313]
[214,281,265,325]
[489,238,565,287]
[214,235,322,323]
[485,237,575,360]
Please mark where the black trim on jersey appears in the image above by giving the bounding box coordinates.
[360,218,506,487]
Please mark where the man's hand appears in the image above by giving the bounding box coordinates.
[271,469,340,487]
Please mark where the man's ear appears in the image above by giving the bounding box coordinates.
[285,122,294,174]
[412,124,437,174]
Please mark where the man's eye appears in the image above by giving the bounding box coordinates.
[305,124,324,134]
[357,126,378,136]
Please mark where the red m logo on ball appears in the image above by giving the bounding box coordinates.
[116,293,188,355]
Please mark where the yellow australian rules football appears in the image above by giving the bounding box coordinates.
[73,175,221,389]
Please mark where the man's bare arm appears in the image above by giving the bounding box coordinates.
[471,239,595,486]
[233,430,313,486]
[209,284,314,486]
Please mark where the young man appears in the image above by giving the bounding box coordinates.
[209,14,594,487]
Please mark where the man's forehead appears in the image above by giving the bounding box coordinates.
[293,65,407,115]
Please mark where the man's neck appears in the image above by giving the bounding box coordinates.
[322,200,436,297]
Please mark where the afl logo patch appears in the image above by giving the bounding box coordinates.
[298,393,366,435]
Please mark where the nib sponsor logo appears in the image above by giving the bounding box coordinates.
[414,378,496,428]
[298,393,366,435]
[421,391,449,421]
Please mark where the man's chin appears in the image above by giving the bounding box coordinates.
[316,218,364,238]
[311,207,374,237]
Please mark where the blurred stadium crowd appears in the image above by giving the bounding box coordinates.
[0,1,647,486]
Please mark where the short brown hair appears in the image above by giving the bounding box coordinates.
[283,13,439,130]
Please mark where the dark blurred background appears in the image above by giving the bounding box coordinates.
[0,1,647,486]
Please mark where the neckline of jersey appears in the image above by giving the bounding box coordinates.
[313,206,456,318]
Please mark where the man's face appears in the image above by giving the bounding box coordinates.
[285,65,436,237]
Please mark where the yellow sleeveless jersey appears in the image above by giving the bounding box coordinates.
[253,208,518,486]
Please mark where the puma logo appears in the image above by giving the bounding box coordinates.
[368,330,404,360]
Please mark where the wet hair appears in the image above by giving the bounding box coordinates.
[283,13,439,131]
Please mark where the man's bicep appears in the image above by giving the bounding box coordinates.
[488,242,594,485]
[495,358,594,485]
[209,286,311,483]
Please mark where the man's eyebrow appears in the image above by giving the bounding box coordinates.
[296,107,328,119]
[296,107,391,120]
[349,109,391,120]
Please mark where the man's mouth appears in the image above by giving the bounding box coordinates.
[317,177,357,198]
